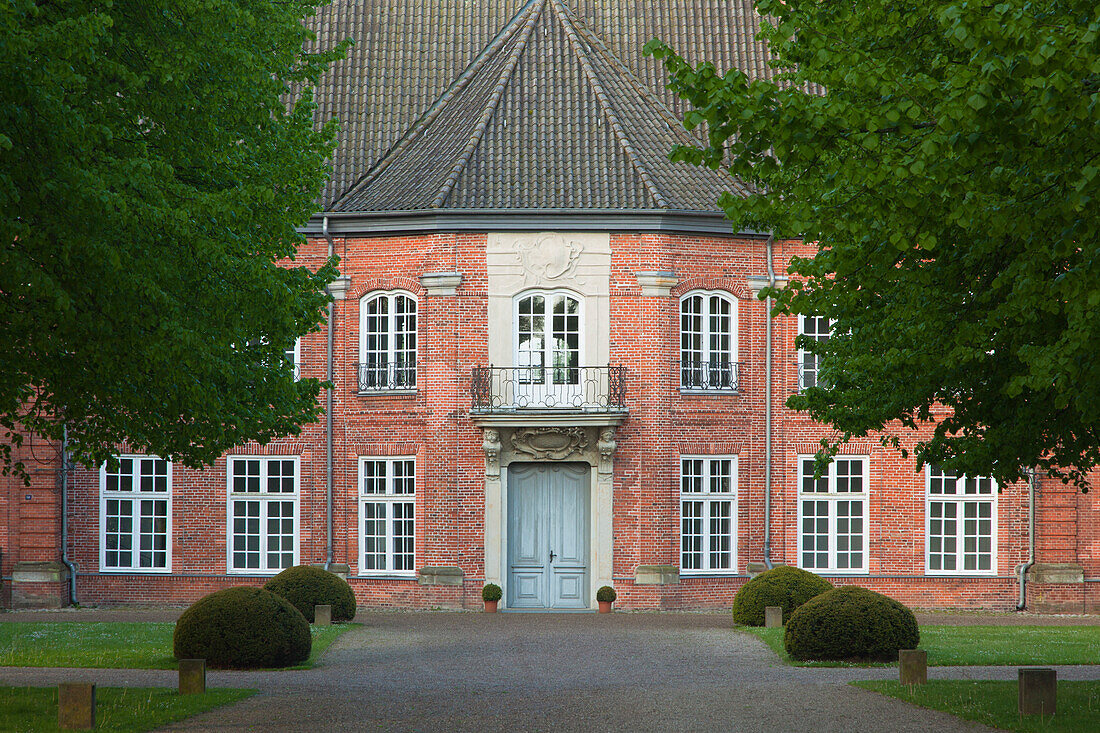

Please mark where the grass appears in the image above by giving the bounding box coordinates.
[0,622,357,669]
[0,686,255,732]
[742,625,1100,667]
[854,680,1100,733]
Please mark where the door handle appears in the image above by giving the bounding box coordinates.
[549,550,557,562]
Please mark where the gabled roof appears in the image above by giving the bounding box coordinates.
[307,1,774,216]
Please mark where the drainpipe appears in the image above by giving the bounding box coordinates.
[1016,467,1036,610]
[763,233,776,569]
[323,215,335,571]
[60,426,78,605]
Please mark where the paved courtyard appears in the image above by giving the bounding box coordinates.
[2,610,1099,731]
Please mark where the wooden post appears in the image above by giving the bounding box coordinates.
[58,682,95,730]
[314,604,332,626]
[898,650,927,685]
[764,606,783,628]
[1018,668,1057,715]
[179,658,206,694]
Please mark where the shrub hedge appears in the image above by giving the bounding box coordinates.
[264,565,357,623]
[173,587,311,669]
[731,566,833,626]
[784,586,920,662]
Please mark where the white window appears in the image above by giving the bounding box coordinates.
[227,456,298,573]
[926,465,996,575]
[359,291,417,391]
[798,456,868,573]
[99,456,171,572]
[359,457,416,575]
[680,292,738,390]
[798,315,831,389]
[515,291,581,383]
[284,337,301,380]
[680,456,737,574]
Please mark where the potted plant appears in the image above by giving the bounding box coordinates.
[596,585,616,613]
[482,583,502,612]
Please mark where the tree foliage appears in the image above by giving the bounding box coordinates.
[0,1,348,478]
[647,1,1100,487]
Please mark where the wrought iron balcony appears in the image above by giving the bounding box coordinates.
[471,365,626,412]
[356,361,417,392]
[678,360,741,392]
[796,358,828,391]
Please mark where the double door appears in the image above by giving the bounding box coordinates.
[507,462,590,609]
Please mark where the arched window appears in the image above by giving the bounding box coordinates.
[680,291,738,390]
[515,291,581,385]
[358,291,417,391]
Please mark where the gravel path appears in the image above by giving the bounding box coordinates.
[3,610,1099,731]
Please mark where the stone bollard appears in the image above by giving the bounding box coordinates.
[58,682,95,730]
[179,658,206,694]
[1018,668,1057,715]
[764,606,783,628]
[314,604,332,626]
[898,649,927,685]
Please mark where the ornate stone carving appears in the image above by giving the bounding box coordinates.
[510,427,588,460]
[597,428,616,474]
[482,428,501,475]
[516,233,584,284]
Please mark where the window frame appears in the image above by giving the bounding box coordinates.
[358,456,417,577]
[678,455,738,575]
[925,465,998,576]
[797,455,869,575]
[512,289,584,375]
[358,290,418,393]
[797,314,832,390]
[225,455,300,575]
[98,455,172,573]
[284,336,301,381]
[679,290,739,391]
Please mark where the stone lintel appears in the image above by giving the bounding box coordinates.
[634,271,678,296]
[1027,563,1084,584]
[634,565,679,585]
[418,566,465,586]
[419,272,463,296]
[326,276,352,300]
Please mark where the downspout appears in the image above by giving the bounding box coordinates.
[1016,467,1036,610]
[763,233,776,569]
[323,215,335,571]
[60,426,78,604]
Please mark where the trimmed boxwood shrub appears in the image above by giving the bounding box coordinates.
[596,585,616,603]
[731,566,832,626]
[482,583,502,602]
[784,586,920,662]
[264,565,357,623]
[173,587,311,669]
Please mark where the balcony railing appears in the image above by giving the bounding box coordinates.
[679,360,741,391]
[471,365,626,412]
[356,361,417,392]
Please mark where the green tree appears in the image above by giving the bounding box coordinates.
[0,0,347,478]
[647,1,1100,487]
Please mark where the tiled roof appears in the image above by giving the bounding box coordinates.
[307,1,772,213]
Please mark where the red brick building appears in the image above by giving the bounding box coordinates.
[3,0,1097,612]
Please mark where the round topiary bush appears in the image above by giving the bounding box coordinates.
[596,585,617,603]
[784,586,920,662]
[731,566,833,626]
[173,587,311,669]
[482,583,502,602]
[264,565,357,623]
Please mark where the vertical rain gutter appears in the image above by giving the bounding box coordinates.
[322,215,335,570]
[763,233,776,569]
[60,426,77,604]
[1016,467,1036,610]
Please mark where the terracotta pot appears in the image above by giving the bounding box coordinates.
[598,600,613,613]
[484,600,498,613]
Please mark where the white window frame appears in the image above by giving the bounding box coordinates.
[284,336,301,381]
[679,291,738,391]
[358,290,417,392]
[925,465,997,576]
[679,456,738,575]
[798,314,832,390]
[226,456,300,574]
[797,455,869,574]
[513,289,584,374]
[99,455,172,573]
[358,457,417,577]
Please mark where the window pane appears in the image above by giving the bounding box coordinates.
[681,501,702,570]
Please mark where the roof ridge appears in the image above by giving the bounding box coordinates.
[549,0,670,209]
[329,0,541,211]
[431,0,545,208]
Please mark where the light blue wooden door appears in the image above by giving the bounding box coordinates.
[507,462,590,609]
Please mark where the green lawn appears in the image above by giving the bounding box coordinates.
[854,680,1100,733]
[0,686,254,732]
[0,622,356,669]
[743,625,1100,667]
